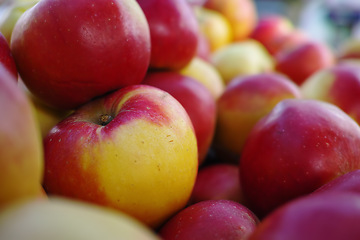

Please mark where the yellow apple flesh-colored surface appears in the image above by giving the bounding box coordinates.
[0,65,43,208]
[43,85,198,228]
[211,39,274,85]
[300,70,335,101]
[0,197,160,240]
[180,57,225,99]
[195,7,233,52]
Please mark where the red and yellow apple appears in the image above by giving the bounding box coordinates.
[11,0,151,110]
[0,32,17,80]
[142,71,216,165]
[215,73,302,157]
[43,85,198,228]
[300,64,360,125]
[136,0,199,70]
[275,41,335,85]
[0,197,160,240]
[240,99,360,218]
[0,64,43,208]
[159,200,259,240]
[211,40,274,85]
[179,57,225,99]
[203,0,257,41]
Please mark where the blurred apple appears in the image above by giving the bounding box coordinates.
[240,99,360,218]
[203,0,257,41]
[0,197,160,240]
[248,192,360,240]
[195,31,212,62]
[159,199,259,240]
[250,14,294,55]
[211,40,274,85]
[180,57,225,99]
[43,85,198,228]
[275,41,335,85]
[142,71,216,165]
[189,163,244,204]
[195,7,232,52]
[0,31,17,80]
[11,0,151,110]
[337,37,360,60]
[215,73,301,157]
[0,0,40,43]
[0,64,43,208]
[270,29,309,56]
[300,64,360,124]
[136,0,199,70]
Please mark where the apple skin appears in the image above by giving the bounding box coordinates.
[159,199,259,240]
[250,14,293,55]
[189,163,244,205]
[43,85,198,228]
[0,32,17,80]
[248,192,360,240]
[215,73,302,157]
[179,57,225,99]
[0,64,43,208]
[203,0,257,41]
[142,71,216,165]
[300,64,360,125]
[136,0,199,70]
[275,41,335,85]
[313,169,360,195]
[0,197,160,240]
[211,40,274,85]
[240,99,360,218]
[11,0,151,110]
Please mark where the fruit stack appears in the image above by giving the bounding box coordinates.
[1,0,360,239]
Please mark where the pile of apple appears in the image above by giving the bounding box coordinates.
[2,0,360,239]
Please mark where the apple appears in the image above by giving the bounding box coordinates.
[240,99,360,218]
[300,64,360,124]
[211,40,274,85]
[136,0,199,70]
[189,163,244,205]
[0,31,17,80]
[248,192,360,240]
[0,64,43,208]
[214,72,302,157]
[270,29,309,56]
[313,169,360,195]
[159,199,259,240]
[10,0,151,110]
[195,31,212,62]
[203,0,257,41]
[0,0,40,43]
[195,7,232,52]
[275,41,335,85]
[43,85,198,228]
[142,71,216,165]
[337,37,360,60]
[179,57,225,99]
[250,14,294,55]
[0,197,160,240]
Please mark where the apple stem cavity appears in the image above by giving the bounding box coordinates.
[98,114,113,126]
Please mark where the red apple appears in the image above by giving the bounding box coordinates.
[275,41,335,85]
[159,199,259,240]
[313,169,360,195]
[0,63,43,208]
[11,0,151,110]
[248,192,360,240]
[300,64,360,125]
[142,71,217,165]
[43,85,198,228]
[189,163,244,204]
[240,99,360,218]
[136,0,199,70]
[215,73,302,158]
[0,32,17,80]
[270,29,308,56]
[250,14,294,55]
[0,197,160,240]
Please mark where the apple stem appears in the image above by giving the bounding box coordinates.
[99,114,113,126]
